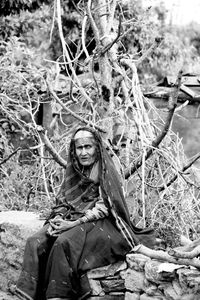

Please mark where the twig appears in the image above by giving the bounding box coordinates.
[56,0,93,104]
[135,37,164,66]
[82,13,90,60]
[0,147,21,166]
[99,14,122,56]
[158,152,200,192]
[47,81,106,133]
[85,0,100,43]
[37,127,67,168]
[124,70,183,179]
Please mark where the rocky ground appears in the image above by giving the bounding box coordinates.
[0,211,44,300]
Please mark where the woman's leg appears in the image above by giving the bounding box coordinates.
[45,224,88,300]
[45,218,131,300]
[16,224,55,300]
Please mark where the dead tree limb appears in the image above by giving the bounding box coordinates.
[0,147,21,166]
[47,82,106,133]
[99,14,122,56]
[168,246,200,259]
[158,152,200,192]
[134,244,200,269]
[135,37,164,66]
[175,238,200,252]
[124,70,183,180]
[37,127,67,168]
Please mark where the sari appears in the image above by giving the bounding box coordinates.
[16,127,155,300]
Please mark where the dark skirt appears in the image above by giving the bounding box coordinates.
[16,218,131,300]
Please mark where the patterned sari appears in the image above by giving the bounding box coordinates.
[16,127,155,300]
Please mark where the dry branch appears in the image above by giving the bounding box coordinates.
[168,246,200,259]
[37,127,67,168]
[0,147,21,166]
[47,81,106,133]
[135,244,200,269]
[135,37,164,66]
[158,152,200,192]
[124,70,183,180]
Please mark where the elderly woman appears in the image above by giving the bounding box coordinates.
[16,127,155,300]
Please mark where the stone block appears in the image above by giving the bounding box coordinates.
[177,268,200,293]
[145,261,176,284]
[126,253,150,271]
[87,261,127,279]
[89,279,105,296]
[140,293,166,300]
[125,291,140,300]
[101,278,125,293]
[120,269,145,292]
[162,283,180,300]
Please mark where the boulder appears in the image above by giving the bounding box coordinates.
[0,211,43,292]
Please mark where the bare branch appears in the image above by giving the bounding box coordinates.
[37,127,67,168]
[47,81,106,133]
[158,152,200,192]
[56,0,93,104]
[99,14,122,56]
[134,244,200,269]
[124,70,183,179]
[0,147,21,166]
[135,37,164,66]
[168,246,200,259]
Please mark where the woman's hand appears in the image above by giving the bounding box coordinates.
[47,217,80,236]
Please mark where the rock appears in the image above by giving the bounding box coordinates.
[177,268,200,293]
[88,296,124,300]
[125,291,140,300]
[0,211,43,292]
[87,261,127,279]
[126,253,150,271]
[180,294,200,300]
[140,293,166,300]
[144,281,162,297]
[145,261,176,284]
[0,290,19,300]
[161,283,179,300]
[0,211,43,231]
[120,269,145,292]
[172,280,183,296]
[88,279,105,296]
[101,278,125,293]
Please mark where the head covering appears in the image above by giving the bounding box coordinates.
[56,126,156,248]
[74,130,94,140]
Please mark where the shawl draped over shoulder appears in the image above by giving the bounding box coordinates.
[53,126,156,249]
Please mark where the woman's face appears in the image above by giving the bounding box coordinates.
[74,132,97,166]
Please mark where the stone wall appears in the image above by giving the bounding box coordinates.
[87,254,200,300]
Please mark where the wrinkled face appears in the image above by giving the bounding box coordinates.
[74,131,97,166]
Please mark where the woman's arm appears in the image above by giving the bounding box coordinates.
[79,197,109,223]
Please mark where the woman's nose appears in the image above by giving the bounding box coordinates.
[81,148,87,155]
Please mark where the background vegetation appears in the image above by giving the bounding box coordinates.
[1,0,200,247]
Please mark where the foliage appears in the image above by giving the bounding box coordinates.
[0,0,51,16]
[1,0,200,249]
[0,39,55,212]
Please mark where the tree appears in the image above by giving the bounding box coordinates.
[1,0,200,254]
